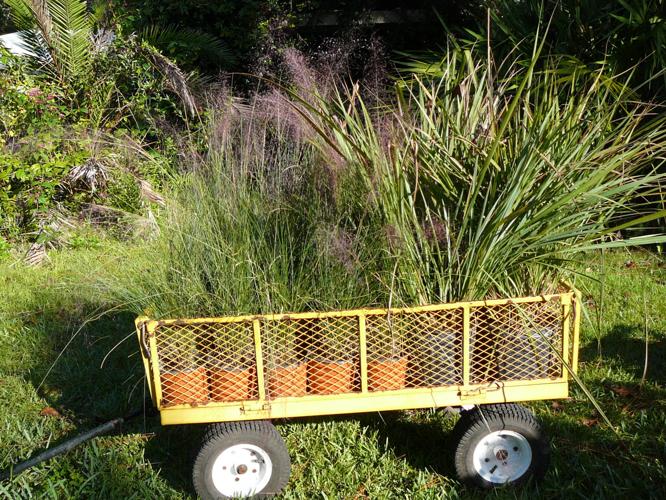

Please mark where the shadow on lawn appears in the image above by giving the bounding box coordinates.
[21,305,145,421]
[581,323,666,383]
[538,411,666,497]
[362,410,457,477]
[15,293,666,498]
[11,296,199,494]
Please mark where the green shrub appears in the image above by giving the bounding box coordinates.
[0,148,86,236]
[86,36,187,133]
[0,60,69,139]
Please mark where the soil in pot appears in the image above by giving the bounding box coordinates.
[307,359,355,395]
[161,367,209,406]
[267,362,308,398]
[367,356,408,391]
[208,365,254,402]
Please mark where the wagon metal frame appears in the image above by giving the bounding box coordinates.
[136,289,581,427]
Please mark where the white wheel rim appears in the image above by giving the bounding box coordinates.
[472,430,532,484]
[211,443,273,497]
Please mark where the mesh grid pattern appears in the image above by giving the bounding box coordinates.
[150,297,567,407]
[365,309,464,390]
[155,322,257,407]
[261,316,361,397]
[469,300,562,384]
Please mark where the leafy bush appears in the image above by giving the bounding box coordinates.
[86,36,187,133]
[0,4,184,238]
[0,155,89,236]
[0,58,69,138]
[483,0,666,100]
[3,0,202,131]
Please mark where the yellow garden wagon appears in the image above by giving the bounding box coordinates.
[136,289,580,499]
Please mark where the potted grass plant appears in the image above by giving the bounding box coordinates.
[207,326,256,402]
[495,307,558,381]
[366,315,408,391]
[407,314,462,387]
[264,320,308,398]
[307,318,356,395]
[160,336,209,406]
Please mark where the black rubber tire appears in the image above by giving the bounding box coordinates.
[192,420,291,499]
[451,404,549,488]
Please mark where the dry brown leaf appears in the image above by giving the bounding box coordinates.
[581,417,599,427]
[39,406,61,418]
[610,384,637,398]
[551,401,565,412]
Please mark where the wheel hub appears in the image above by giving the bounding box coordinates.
[472,430,532,484]
[211,443,273,497]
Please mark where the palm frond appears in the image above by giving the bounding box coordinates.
[140,24,234,66]
[140,42,198,117]
[4,0,92,82]
[47,0,91,76]
[4,0,37,31]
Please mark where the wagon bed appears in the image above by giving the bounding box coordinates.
[136,290,580,426]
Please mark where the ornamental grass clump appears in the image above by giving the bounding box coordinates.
[293,45,666,304]
[106,89,388,320]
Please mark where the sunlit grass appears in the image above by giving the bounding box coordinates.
[0,246,664,498]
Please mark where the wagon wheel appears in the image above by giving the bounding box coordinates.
[193,420,291,499]
[451,403,549,488]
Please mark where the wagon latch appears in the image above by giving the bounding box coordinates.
[459,383,502,400]
[240,402,272,414]
[459,387,488,400]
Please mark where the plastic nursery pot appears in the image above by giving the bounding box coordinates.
[267,362,308,398]
[367,356,408,391]
[161,367,209,406]
[307,359,355,395]
[496,327,556,381]
[409,330,461,387]
[208,365,254,402]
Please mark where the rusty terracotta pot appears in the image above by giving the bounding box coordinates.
[161,367,209,406]
[208,366,254,402]
[307,359,354,395]
[368,356,408,391]
[267,362,308,398]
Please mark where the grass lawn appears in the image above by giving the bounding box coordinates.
[0,244,664,498]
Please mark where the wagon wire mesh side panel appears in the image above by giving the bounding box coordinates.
[261,316,362,399]
[469,299,563,384]
[365,308,464,390]
[153,321,259,407]
[138,291,579,423]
